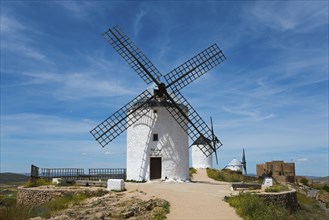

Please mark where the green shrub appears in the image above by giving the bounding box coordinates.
[189,167,197,178]
[265,184,289,192]
[207,168,260,183]
[0,192,93,219]
[0,197,16,207]
[300,177,309,186]
[0,188,18,207]
[23,179,53,188]
[93,189,108,197]
[322,184,329,192]
[0,205,34,220]
[296,192,329,219]
[226,192,329,220]
[153,200,170,220]
[225,193,289,220]
[226,193,270,220]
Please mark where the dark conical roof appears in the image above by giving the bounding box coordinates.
[130,98,187,111]
[192,136,211,145]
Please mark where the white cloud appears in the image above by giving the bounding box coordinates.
[295,158,310,164]
[55,72,135,100]
[1,113,94,139]
[221,106,274,122]
[250,1,328,32]
[2,41,46,61]
[55,1,96,18]
[9,70,137,100]
[1,13,47,61]
[134,9,146,36]
[0,13,26,33]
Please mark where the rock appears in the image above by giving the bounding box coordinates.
[53,194,168,219]
[49,215,71,220]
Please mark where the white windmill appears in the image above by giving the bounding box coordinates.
[191,117,219,169]
[90,26,226,181]
[224,149,247,175]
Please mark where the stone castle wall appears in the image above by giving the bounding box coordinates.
[256,160,296,183]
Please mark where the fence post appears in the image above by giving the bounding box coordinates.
[30,164,39,181]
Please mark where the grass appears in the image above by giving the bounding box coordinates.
[0,184,22,210]
[299,177,309,186]
[265,184,289,192]
[225,193,288,220]
[189,167,197,179]
[207,168,260,183]
[23,179,53,188]
[317,190,329,208]
[39,193,89,218]
[153,200,170,220]
[0,193,89,219]
[225,192,329,220]
[0,189,107,220]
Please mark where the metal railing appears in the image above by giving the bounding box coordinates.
[31,165,126,181]
[40,168,85,180]
[89,168,126,180]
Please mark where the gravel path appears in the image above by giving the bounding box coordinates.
[125,169,242,220]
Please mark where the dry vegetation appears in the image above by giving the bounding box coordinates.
[225,191,328,220]
[0,182,169,220]
[207,168,261,183]
[189,167,197,179]
[207,169,329,220]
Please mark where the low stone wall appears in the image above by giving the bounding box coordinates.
[17,186,106,206]
[259,190,298,212]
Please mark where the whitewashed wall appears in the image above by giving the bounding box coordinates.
[191,144,213,168]
[127,105,189,181]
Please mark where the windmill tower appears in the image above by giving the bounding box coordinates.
[224,148,247,175]
[191,137,213,169]
[90,26,226,181]
[127,101,189,181]
[191,117,219,169]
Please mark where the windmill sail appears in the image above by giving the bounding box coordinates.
[103,26,162,84]
[242,148,247,175]
[91,25,226,159]
[164,44,226,93]
[90,89,153,147]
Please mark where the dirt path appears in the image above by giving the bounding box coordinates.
[125,169,241,219]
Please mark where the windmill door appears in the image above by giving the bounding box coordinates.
[150,157,162,180]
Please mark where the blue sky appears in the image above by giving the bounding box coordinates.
[1,1,328,177]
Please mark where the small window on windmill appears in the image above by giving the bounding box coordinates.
[153,134,158,141]
[153,109,157,114]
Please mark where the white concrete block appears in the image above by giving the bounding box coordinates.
[107,179,125,191]
[52,178,62,185]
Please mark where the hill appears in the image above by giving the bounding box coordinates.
[307,176,329,184]
[0,172,29,184]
